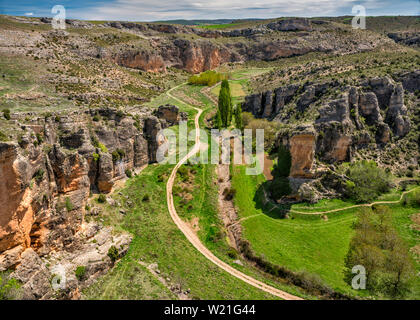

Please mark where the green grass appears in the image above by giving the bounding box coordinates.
[231,164,420,298]
[83,254,175,300]
[196,23,240,30]
[83,164,278,300]
[231,165,358,295]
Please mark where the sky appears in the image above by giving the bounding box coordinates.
[0,0,418,21]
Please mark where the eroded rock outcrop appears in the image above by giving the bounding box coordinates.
[0,104,185,297]
[261,74,417,201]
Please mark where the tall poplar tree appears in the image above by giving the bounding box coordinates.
[218,80,232,128]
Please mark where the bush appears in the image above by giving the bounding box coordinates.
[269,177,291,200]
[272,144,292,178]
[344,160,391,203]
[75,266,86,281]
[107,246,119,262]
[125,169,132,178]
[92,153,100,162]
[0,272,21,300]
[97,194,106,203]
[97,143,108,153]
[32,169,45,183]
[112,149,125,162]
[142,194,150,202]
[0,131,8,142]
[188,70,228,87]
[223,188,236,201]
[402,189,420,207]
[2,109,10,120]
[36,133,43,144]
[65,197,74,211]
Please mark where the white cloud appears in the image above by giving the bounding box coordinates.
[69,0,418,21]
[24,12,34,16]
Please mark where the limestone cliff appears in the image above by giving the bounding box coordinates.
[0,105,184,298]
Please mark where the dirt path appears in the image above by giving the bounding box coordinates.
[251,185,420,219]
[165,85,302,300]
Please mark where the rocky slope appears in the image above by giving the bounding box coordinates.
[242,71,419,202]
[0,104,185,298]
[0,15,396,75]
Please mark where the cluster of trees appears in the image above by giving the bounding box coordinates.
[269,144,292,200]
[345,206,415,298]
[344,160,392,203]
[188,70,228,86]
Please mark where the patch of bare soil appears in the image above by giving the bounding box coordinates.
[410,213,420,232]
[263,153,273,181]
[174,91,201,106]
[216,162,242,250]
[410,245,420,263]
[187,217,200,234]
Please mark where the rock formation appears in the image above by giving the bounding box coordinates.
[0,105,184,298]
[253,74,417,201]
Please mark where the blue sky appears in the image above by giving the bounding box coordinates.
[0,0,418,21]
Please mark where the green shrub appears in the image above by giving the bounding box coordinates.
[97,194,106,203]
[223,187,236,201]
[188,70,228,86]
[344,160,392,203]
[2,109,10,120]
[112,149,125,162]
[269,177,291,200]
[177,166,189,181]
[125,169,132,178]
[402,189,420,207]
[0,272,21,300]
[75,266,86,281]
[36,133,43,144]
[32,169,45,183]
[142,194,150,202]
[97,143,108,153]
[92,153,100,162]
[65,197,74,211]
[107,246,119,262]
[273,144,292,178]
[0,131,7,142]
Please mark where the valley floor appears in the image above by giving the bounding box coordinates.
[83,67,420,300]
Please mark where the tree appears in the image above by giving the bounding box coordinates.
[273,144,292,178]
[344,207,415,298]
[234,104,243,129]
[270,177,291,200]
[344,160,391,203]
[218,80,233,128]
[215,109,222,129]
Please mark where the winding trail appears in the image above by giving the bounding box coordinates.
[165,84,302,300]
